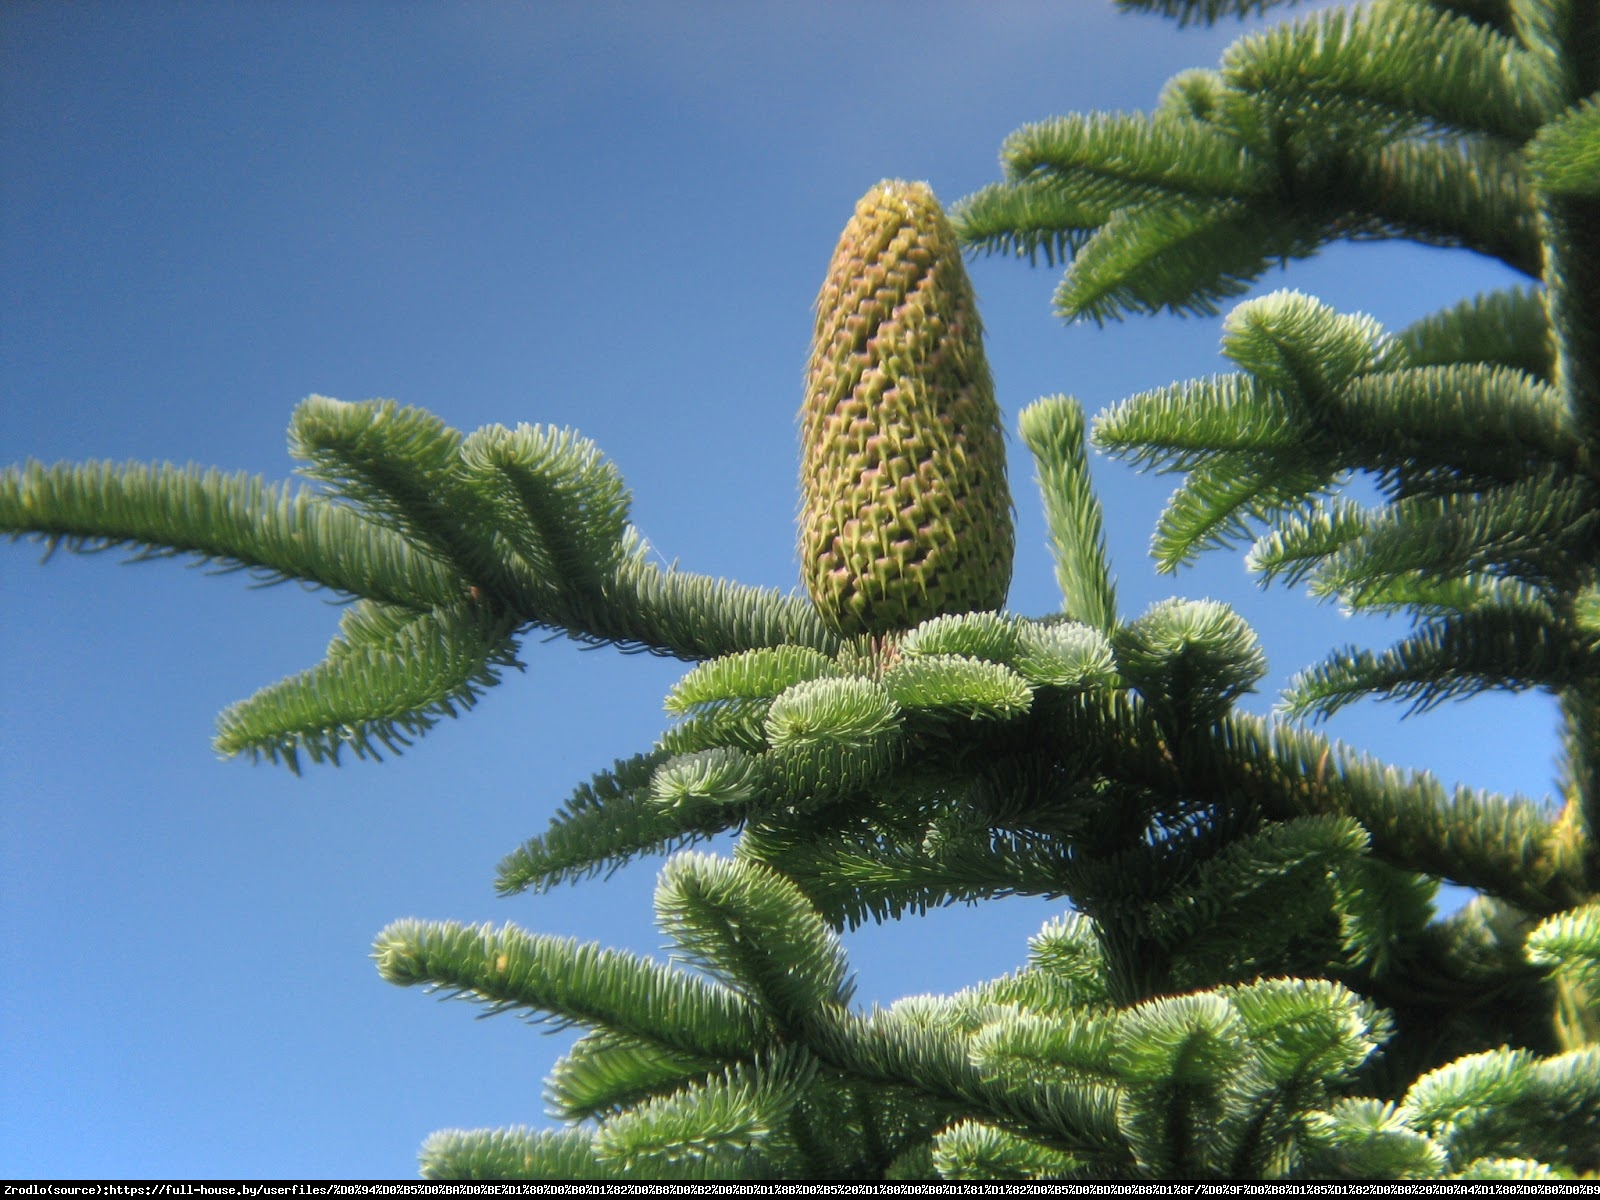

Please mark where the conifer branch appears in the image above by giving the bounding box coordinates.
[654,855,855,1031]
[1150,453,1338,572]
[599,551,841,659]
[1220,4,1554,142]
[1308,473,1597,602]
[288,396,481,573]
[931,1120,1081,1180]
[457,422,633,594]
[1205,714,1585,911]
[4,409,843,773]
[1339,573,1553,624]
[214,601,523,771]
[1239,502,1379,590]
[966,1007,1121,1096]
[589,1051,815,1180]
[999,113,1267,200]
[802,1006,1130,1166]
[1055,197,1293,322]
[1398,1045,1600,1171]
[1526,902,1600,1002]
[1396,287,1555,379]
[546,1031,718,1122]
[1336,365,1576,479]
[0,459,464,610]
[1093,373,1300,469]
[901,612,1026,662]
[734,802,1069,931]
[291,398,841,662]
[494,752,737,896]
[1113,598,1267,731]
[951,180,1098,269]
[956,16,1546,322]
[1345,136,1541,275]
[1142,815,1375,976]
[1107,991,1252,1175]
[665,647,845,713]
[372,919,767,1060]
[420,1127,622,1181]
[883,656,1033,721]
[1298,1098,1450,1178]
[1019,397,1119,631]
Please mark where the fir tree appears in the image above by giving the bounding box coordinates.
[5,0,1599,1181]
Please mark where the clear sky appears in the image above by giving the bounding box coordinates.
[2,0,1559,1181]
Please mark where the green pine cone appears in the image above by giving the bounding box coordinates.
[799,180,1014,638]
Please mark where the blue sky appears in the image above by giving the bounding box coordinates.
[2,0,1558,1181]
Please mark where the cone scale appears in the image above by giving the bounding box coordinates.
[799,180,1013,638]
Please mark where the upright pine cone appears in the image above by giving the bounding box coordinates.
[800,180,1013,638]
